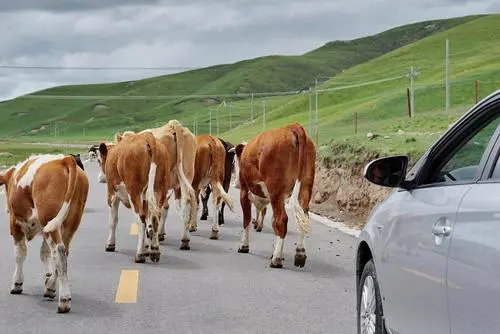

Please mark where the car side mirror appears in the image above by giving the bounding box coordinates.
[363,155,409,188]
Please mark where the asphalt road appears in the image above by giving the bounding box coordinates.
[0,161,358,334]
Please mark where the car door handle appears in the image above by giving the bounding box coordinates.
[432,225,452,237]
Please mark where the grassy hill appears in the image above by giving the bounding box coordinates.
[0,14,484,143]
[221,13,500,166]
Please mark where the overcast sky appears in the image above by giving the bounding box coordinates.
[0,0,497,101]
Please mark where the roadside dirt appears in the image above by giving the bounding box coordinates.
[309,162,392,230]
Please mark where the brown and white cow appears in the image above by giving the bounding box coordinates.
[231,122,316,268]
[98,131,170,263]
[97,120,198,251]
[189,134,235,239]
[199,136,235,226]
[0,154,89,313]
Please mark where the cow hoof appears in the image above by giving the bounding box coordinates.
[256,227,263,232]
[105,244,116,252]
[57,298,71,314]
[180,242,191,251]
[10,283,23,295]
[189,226,197,233]
[44,288,57,300]
[209,230,219,240]
[159,233,165,242]
[238,245,249,253]
[269,261,283,269]
[135,254,147,263]
[294,254,307,268]
[149,252,161,263]
[252,219,257,229]
[200,213,208,220]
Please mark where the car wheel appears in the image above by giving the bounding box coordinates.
[357,259,385,334]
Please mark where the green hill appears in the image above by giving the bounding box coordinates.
[221,13,500,166]
[0,14,483,141]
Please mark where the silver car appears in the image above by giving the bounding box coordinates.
[356,89,500,334]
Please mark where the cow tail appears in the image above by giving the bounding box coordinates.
[43,156,78,233]
[289,124,311,234]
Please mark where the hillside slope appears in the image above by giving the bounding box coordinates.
[0,14,483,140]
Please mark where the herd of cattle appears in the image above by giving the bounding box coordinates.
[0,120,316,313]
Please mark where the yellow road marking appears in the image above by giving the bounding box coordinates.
[115,270,139,303]
[130,223,138,236]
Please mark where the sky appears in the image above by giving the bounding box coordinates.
[0,0,498,101]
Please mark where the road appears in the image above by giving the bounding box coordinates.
[0,161,358,334]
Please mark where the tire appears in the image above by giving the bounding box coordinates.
[357,259,386,334]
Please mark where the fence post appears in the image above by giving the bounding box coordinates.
[407,88,412,118]
[475,80,479,104]
[355,112,358,134]
[262,98,266,131]
[315,79,319,146]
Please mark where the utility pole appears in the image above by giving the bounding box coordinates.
[408,66,419,117]
[309,88,312,135]
[262,98,266,131]
[209,109,212,135]
[315,78,319,145]
[250,92,254,124]
[229,104,232,131]
[445,39,450,112]
[216,105,219,136]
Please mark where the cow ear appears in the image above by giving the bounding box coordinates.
[228,147,235,154]
[115,133,123,142]
[0,167,14,187]
[235,143,246,157]
[98,142,108,157]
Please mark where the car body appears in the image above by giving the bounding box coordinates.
[356,89,500,334]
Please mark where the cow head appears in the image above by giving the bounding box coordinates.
[88,144,99,161]
[228,142,246,189]
[97,142,114,183]
[70,153,85,171]
[0,167,15,207]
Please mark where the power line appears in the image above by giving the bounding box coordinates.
[0,65,200,71]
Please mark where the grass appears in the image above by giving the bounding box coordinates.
[0,141,87,167]
[0,14,482,144]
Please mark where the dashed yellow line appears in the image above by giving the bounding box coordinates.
[130,223,138,236]
[115,270,139,303]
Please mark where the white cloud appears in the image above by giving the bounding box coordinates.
[0,0,496,100]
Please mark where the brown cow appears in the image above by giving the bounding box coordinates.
[98,131,170,263]
[0,154,89,313]
[231,123,316,268]
[98,120,198,251]
[190,134,235,239]
[199,137,235,226]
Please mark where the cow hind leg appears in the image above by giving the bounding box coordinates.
[270,195,287,269]
[159,205,168,243]
[175,187,192,250]
[41,238,56,299]
[11,235,27,295]
[105,196,120,252]
[46,231,71,313]
[200,185,211,220]
[218,201,225,226]
[237,188,252,253]
[149,215,161,263]
[210,192,222,240]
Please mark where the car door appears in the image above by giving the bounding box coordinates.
[448,114,500,334]
[379,108,500,334]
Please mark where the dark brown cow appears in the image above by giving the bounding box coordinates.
[190,134,235,239]
[98,131,170,263]
[0,154,89,313]
[231,123,316,268]
[199,137,235,225]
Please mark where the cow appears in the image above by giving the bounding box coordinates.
[232,149,268,233]
[98,131,170,263]
[230,123,316,269]
[88,144,99,161]
[189,134,235,239]
[199,137,236,226]
[97,120,198,251]
[0,153,89,313]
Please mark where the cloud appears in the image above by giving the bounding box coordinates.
[0,0,496,101]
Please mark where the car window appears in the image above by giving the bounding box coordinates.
[423,115,500,185]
